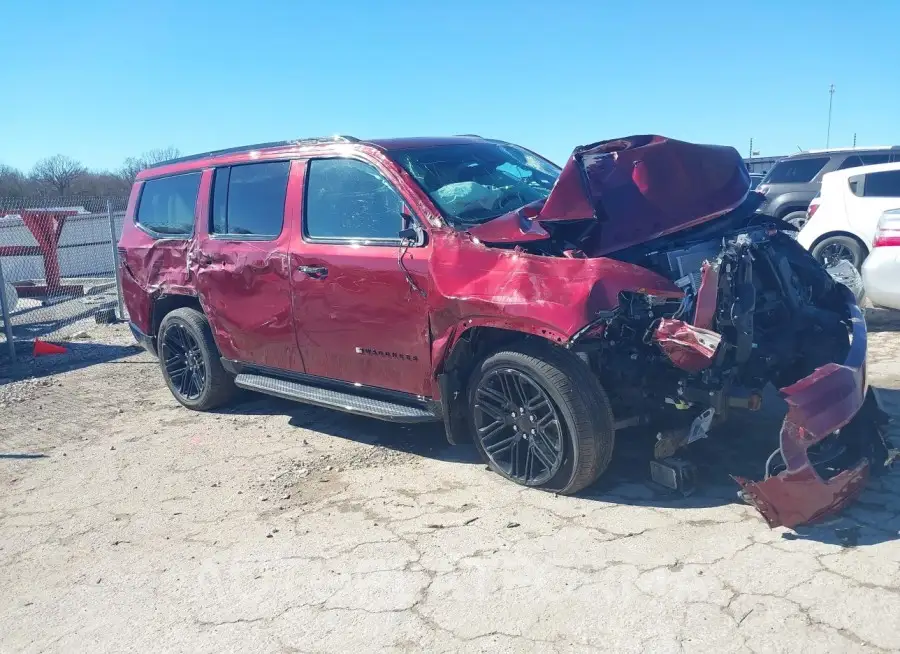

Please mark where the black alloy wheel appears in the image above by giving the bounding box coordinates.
[472,368,564,486]
[161,322,206,401]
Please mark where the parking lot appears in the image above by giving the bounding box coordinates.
[2,316,900,653]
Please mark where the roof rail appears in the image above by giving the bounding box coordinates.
[153,135,361,167]
[455,134,483,138]
[799,145,900,154]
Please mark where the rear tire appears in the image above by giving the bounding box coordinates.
[158,307,236,411]
[782,210,809,231]
[811,235,866,270]
[467,342,614,495]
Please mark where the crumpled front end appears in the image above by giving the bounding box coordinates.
[440,134,888,527]
[733,290,874,527]
[588,220,887,528]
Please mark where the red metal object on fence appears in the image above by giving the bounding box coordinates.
[0,209,84,298]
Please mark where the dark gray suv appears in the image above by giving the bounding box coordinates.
[756,146,900,229]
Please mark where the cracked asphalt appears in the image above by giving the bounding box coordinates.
[2,317,900,653]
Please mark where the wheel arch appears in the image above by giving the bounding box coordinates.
[433,321,575,446]
[151,293,203,340]
[435,320,571,383]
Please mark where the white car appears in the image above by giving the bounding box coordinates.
[862,209,900,309]
[797,161,900,269]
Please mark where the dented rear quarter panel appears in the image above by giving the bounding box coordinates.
[118,180,196,336]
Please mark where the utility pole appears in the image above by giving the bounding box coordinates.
[853,132,857,148]
[826,83,835,148]
[749,138,753,159]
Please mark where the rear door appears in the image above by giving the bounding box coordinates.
[289,156,433,397]
[847,170,900,245]
[192,160,305,371]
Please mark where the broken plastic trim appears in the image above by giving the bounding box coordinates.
[734,290,872,528]
[566,312,615,349]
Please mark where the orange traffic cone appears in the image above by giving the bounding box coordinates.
[33,339,68,356]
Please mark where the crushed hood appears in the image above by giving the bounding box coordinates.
[468,135,751,255]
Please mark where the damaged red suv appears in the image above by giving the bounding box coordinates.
[119,134,888,528]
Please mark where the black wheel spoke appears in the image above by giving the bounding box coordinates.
[526,394,550,413]
[510,438,521,478]
[485,433,516,456]
[497,374,516,407]
[478,419,506,444]
[475,388,508,421]
[162,322,205,401]
[473,367,564,486]
[187,370,199,398]
[530,432,558,470]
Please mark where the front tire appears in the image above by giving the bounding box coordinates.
[158,307,236,411]
[467,343,614,495]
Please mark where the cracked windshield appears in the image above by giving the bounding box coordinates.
[394,142,560,225]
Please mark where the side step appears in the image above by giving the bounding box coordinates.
[233,373,440,423]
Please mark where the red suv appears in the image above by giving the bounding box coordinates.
[119,134,885,527]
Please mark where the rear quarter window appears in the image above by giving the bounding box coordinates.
[763,157,830,184]
[136,172,201,236]
[863,170,900,198]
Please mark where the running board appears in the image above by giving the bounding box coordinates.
[233,373,440,423]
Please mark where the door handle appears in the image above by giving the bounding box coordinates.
[195,252,214,266]
[298,265,328,279]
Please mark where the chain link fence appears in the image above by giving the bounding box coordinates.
[0,196,130,363]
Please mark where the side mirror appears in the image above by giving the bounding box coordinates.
[399,205,425,246]
[400,204,414,228]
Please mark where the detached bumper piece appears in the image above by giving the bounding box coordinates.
[735,295,883,528]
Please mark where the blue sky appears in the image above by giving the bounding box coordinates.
[2,0,898,172]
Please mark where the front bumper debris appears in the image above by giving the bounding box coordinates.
[734,293,877,528]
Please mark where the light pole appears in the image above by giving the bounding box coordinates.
[826,84,835,148]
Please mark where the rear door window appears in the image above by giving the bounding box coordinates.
[863,170,900,197]
[136,173,201,236]
[837,153,892,170]
[210,161,290,238]
[763,157,830,184]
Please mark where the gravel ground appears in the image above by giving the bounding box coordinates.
[1,315,900,653]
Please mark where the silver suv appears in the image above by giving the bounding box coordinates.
[756,146,900,229]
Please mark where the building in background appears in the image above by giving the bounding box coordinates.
[744,155,786,175]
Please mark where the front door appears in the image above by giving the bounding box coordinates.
[193,160,304,372]
[290,157,433,397]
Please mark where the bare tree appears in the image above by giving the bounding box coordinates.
[70,171,131,197]
[31,154,87,196]
[118,146,181,183]
[0,164,28,198]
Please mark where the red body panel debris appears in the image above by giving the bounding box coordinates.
[653,318,721,372]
